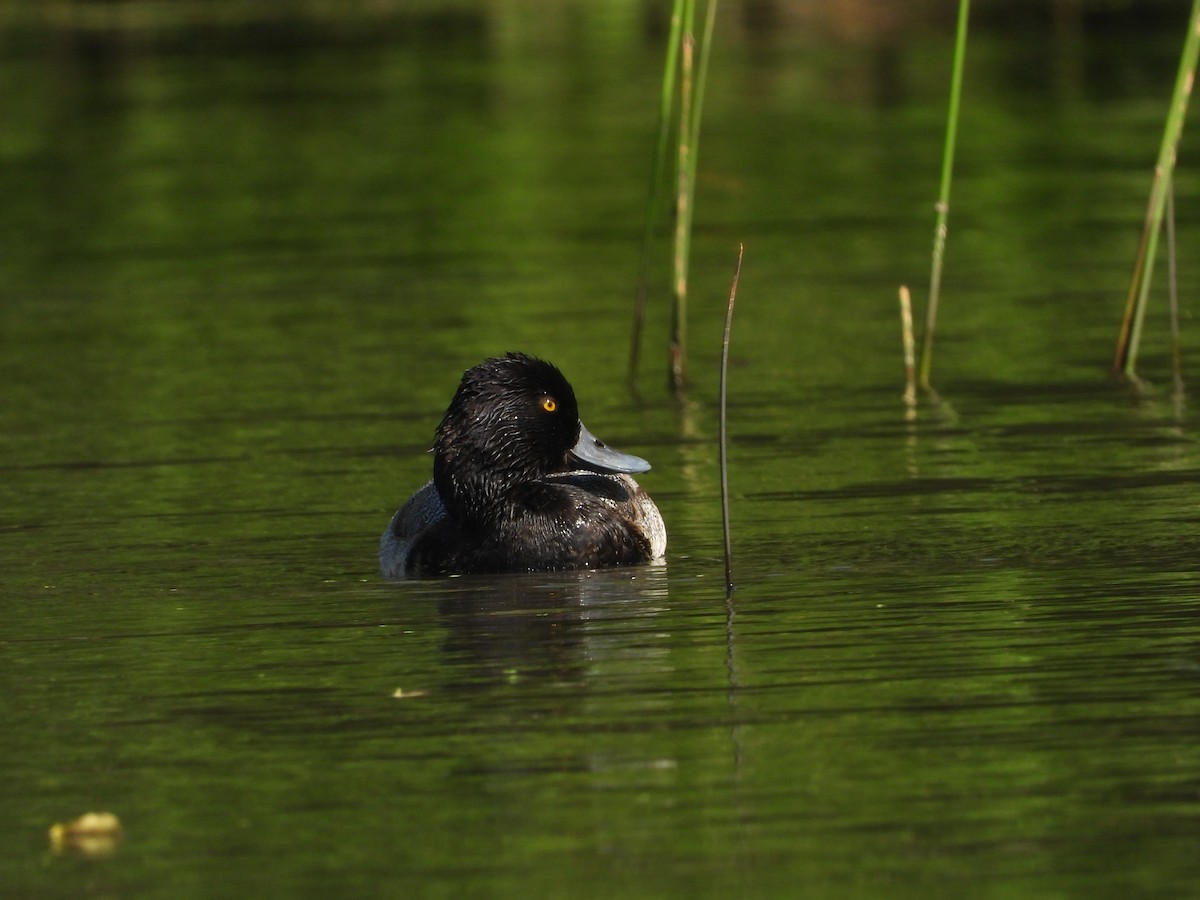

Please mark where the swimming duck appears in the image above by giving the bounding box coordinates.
[380,353,666,578]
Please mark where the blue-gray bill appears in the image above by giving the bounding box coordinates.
[569,421,651,474]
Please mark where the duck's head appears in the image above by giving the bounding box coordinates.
[432,353,650,523]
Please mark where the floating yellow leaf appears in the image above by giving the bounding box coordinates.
[49,811,122,858]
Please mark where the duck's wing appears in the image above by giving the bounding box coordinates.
[380,481,447,578]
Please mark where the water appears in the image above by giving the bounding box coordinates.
[2,3,1199,897]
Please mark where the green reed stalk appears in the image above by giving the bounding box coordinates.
[899,285,917,407]
[628,0,686,388]
[691,0,718,167]
[669,0,697,392]
[629,0,716,393]
[1113,0,1200,379]
[669,0,718,393]
[627,0,716,393]
[918,0,970,390]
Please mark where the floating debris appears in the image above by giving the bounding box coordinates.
[49,811,122,858]
[392,687,428,699]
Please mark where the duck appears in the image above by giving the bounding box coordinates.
[380,353,666,578]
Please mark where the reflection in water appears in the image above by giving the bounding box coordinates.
[392,563,696,788]
[425,563,671,689]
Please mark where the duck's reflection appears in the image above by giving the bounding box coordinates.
[429,562,670,687]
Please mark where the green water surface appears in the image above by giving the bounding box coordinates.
[1,3,1198,897]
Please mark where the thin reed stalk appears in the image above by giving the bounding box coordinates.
[899,285,917,407]
[628,0,686,388]
[669,23,694,392]
[690,0,718,165]
[1113,0,1200,379]
[918,0,970,390]
[720,243,743,598]
[627,0,716,394]
[669,0,718,393]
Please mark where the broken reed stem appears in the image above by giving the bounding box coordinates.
[918,0,971,390]
[899,285,917,406]
[720,243,743,598]
[1113,0,1200,379]
[628,0,686,388]
[670,13,696,393]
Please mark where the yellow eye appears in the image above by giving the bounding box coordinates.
[541,396,557,413]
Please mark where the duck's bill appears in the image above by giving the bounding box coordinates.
[570,421,652,474]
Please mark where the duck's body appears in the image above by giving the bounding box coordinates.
[380,354,666,579]
[380,471,665,578]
